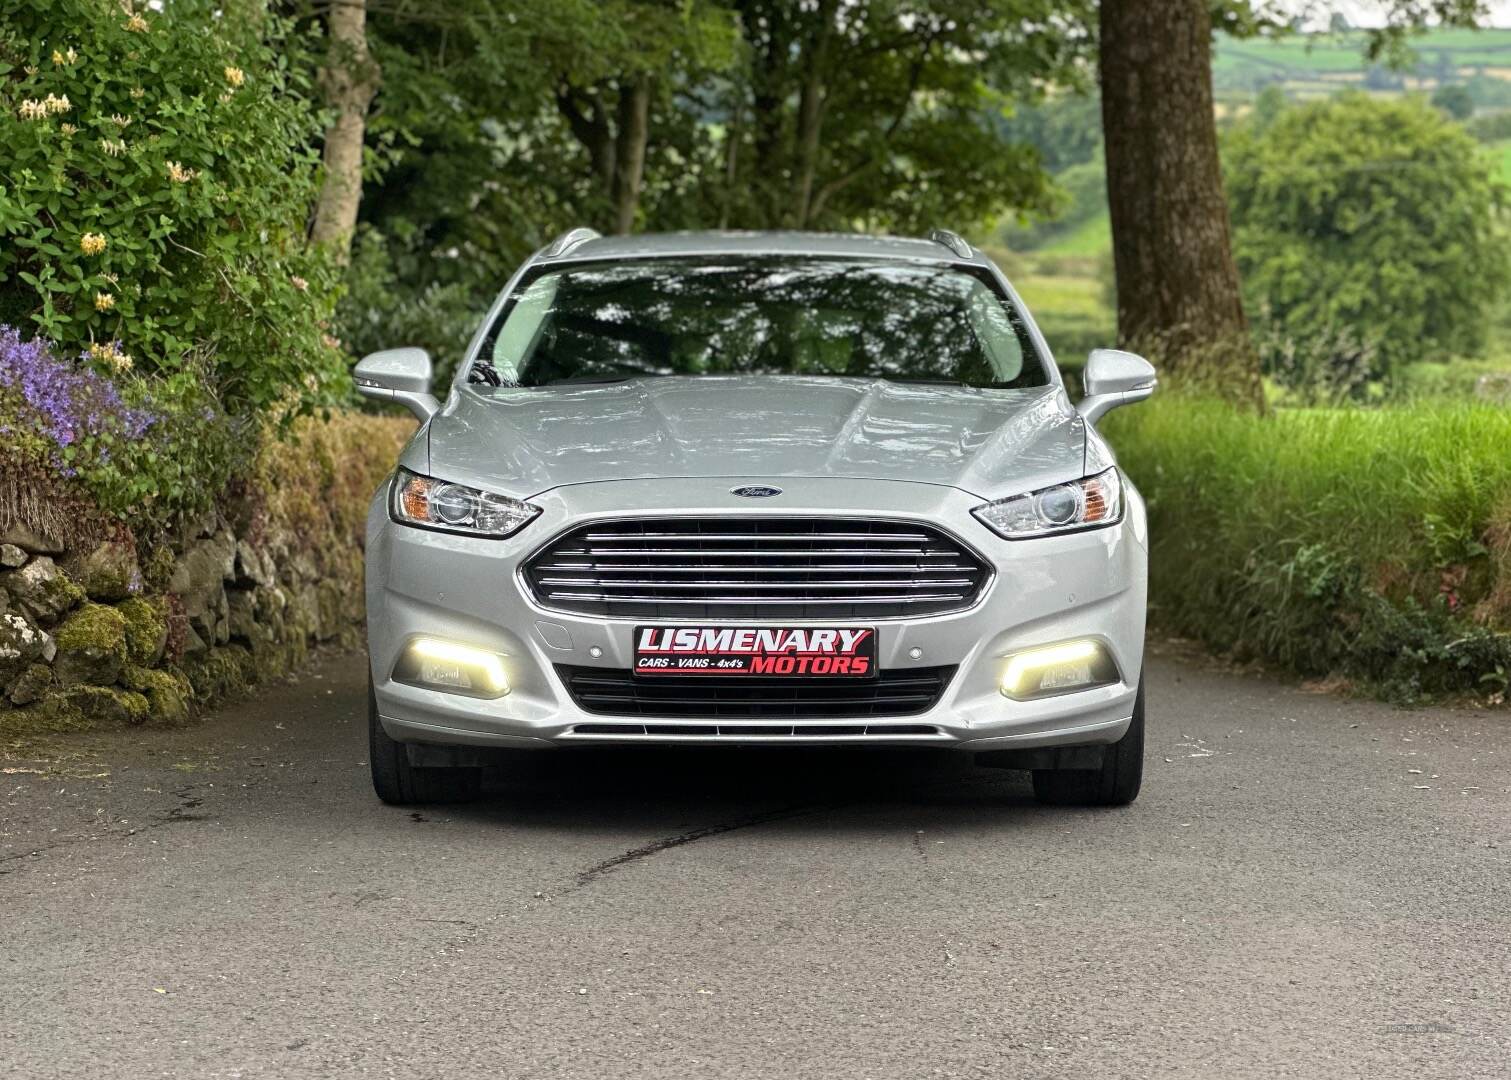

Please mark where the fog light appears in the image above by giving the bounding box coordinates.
[394,637,510,699]
[1001,640,1119,701]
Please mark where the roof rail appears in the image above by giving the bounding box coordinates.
[927,229,973,259]
[542,227,601,258]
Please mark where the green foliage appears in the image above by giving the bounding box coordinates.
[336,228,481,384]
[0,0,343,417]
[1225,92,1509,390]
[996,153,1108,252]
[1430,82,1474,119]
[340,0,1094,358]
[1105,395,1511,701]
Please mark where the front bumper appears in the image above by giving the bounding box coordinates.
[365,476,1147,751]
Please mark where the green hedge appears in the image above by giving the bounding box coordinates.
[1103,396,1511,701]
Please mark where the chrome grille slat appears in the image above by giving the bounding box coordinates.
[542,592,967,605]
[523,517,990,620]
[557,665,958,719]
[534,563,980,572]
[568,547,958,557]
[580,531,934,542]
[535,578,974,589]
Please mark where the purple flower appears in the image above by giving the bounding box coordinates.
[0,325,160,473]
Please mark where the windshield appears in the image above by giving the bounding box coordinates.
[469,258,1050,389]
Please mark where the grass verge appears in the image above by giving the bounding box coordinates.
[1103,395,1511,702]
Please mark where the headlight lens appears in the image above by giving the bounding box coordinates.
[972,467,1123,539]
[391,468,541,537]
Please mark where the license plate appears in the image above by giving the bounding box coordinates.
[633,626,877,678]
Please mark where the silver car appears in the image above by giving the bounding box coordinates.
[356,230,1157,807]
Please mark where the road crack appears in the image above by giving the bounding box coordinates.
[0,784,211,874]
[560,802,838,894]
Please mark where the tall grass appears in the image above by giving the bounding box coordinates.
[1103,396,1511,700]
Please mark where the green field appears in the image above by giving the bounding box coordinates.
[1490,138,1511,181]
[1037,212,1111,258]
[1213,27,1511,93]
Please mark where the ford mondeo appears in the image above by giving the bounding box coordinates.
[355,229,1157,807]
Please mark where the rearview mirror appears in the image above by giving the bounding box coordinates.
[354,347,439,422]
[1077,348,1156,426]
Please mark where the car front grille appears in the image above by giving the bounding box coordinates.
[521,517,991,620]
[556,665,957,720]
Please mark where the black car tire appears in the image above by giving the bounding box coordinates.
[368,678,482,805]
[1031,677,1145,807]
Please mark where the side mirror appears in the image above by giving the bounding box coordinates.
[1077,348,1157,425]
[354,347,439,422]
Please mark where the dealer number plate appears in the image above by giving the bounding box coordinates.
[633,626,877,678]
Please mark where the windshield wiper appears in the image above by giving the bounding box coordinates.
[536,372,670,386]
[875,375,968,386]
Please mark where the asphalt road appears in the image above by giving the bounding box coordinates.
[1,651,1508,1080]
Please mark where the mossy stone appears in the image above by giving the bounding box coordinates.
[53,603,129,687]
[2,556,85,626]
[7,662,52,706]
[0,610,49,684]
[179,645,257,704]
[118,596,169,665]
[140,545,176,593]
[37,685,150,730]
[120,664,193,726]
[66,541,140,602]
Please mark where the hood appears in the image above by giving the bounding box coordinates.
[422,376,1085,500]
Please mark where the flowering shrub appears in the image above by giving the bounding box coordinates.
[0,326,238,526]
[0,0,344,418]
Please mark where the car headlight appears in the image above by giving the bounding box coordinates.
[972,467,1123,539]
[391,468,541,537]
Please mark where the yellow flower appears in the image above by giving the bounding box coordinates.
[87,341,132,373]
[52,49,65,65]
[80,232,107,256]
[94,292,116,312]
[224,66,245,88]
[129,87,145,100]
[124,13,148,32]
[166,160,196,183]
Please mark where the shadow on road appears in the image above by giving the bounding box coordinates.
[428,748,1047,891]
[441,746,1042,830]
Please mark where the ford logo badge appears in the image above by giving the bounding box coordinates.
[731,485,783,499]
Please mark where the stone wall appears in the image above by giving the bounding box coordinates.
[0,412,412,738]
[0,514,364,735]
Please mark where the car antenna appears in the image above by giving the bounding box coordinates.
[542,227,602,258]
[927,229,973,259]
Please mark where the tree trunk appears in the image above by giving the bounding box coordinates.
[556,90,615,192]
[310,0,380,262]
[1098,0,1263,407]
[609,79,651,235]
[792,0,835,227]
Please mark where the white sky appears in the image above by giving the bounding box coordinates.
[1278,1,1511,28]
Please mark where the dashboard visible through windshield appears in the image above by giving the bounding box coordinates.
[468,258,1050,389]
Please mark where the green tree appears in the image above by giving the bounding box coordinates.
[1431,82,1474,120]
[1225,92,1507,389]
[720,0,1087,232]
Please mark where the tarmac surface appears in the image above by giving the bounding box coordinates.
[2,650,1508,1079]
